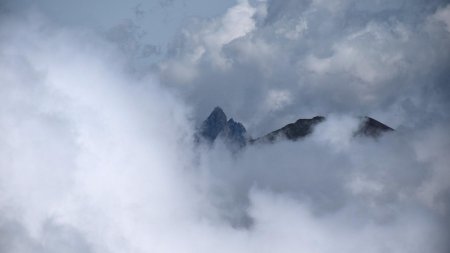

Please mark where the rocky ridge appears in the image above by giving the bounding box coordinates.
[198,106,394,147]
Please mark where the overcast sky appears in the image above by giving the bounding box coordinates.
[1,0,237,62]
[1,1,450,253]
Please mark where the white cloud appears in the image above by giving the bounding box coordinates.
[1,1,450,253]
[432,4,450,33]
[160,0,450,136]
[265,89,293,111]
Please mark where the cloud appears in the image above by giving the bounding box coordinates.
[161,0,257,76]
[197,114,450,251]
[0,14,198,252]
[0,1,449,253]
[431,4,450,33]
[160,0,450,136]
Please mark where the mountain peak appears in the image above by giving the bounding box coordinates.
[255,116,326,143]
[356,116,394,137]
[199,107,247,147]
[199,106,228,142]
[221,118,247,147]
[198,107,394,148]
[211,106,226,118]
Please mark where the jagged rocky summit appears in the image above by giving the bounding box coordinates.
[355,116,394,137]
[198,107,248,147]
[198,106,393,147]
[252,116,326,143]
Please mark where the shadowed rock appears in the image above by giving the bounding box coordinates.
[220,118,248,147]
[252,116,326,143]
[355,116,394,138]
[198,107,248,147]
[198,106,394,147]
[199,106,227,142]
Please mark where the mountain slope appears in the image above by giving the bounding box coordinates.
[251,116,326,143]
[198,107,394,146]
[198,107,248,147]
[199,106,228,142]
[355,116,394,137]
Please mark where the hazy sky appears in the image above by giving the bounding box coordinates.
[0,1,450,253]
[1,0,237,60]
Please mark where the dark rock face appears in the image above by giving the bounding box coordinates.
[220,118,248,147]
[199,107,248,146]
[355,116,394,138]
[199,107,228,142]
[253,116,326,143]
[198,106,394,147]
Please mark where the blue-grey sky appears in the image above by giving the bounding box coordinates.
[2,0,236,57]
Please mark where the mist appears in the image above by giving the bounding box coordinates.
[1,1,450,253]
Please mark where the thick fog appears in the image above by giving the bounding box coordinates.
[1,1,450,253]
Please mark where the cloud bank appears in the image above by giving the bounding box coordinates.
[0,1,449,253]
[160,0,450,135]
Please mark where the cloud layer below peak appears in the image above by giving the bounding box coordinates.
[0,1,450,252]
